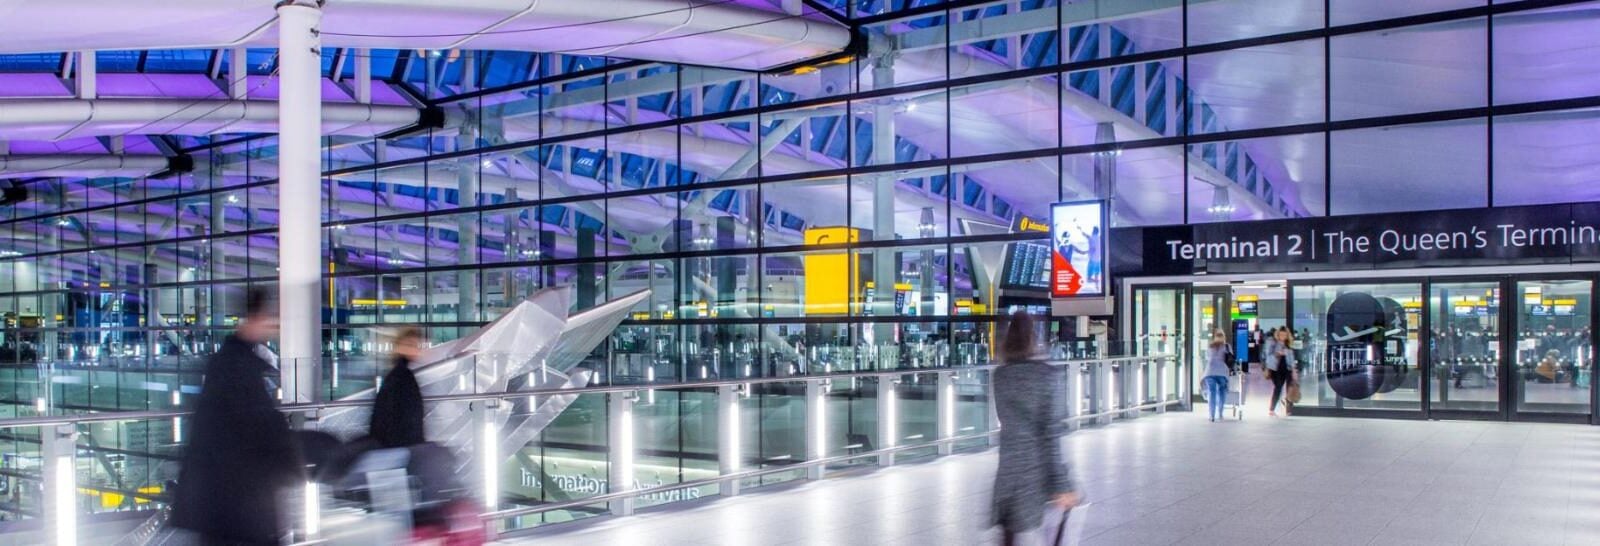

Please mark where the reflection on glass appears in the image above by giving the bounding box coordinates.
[1430,282,1501,412]
[1514,280,1591,416]
[1295,283,1422,412]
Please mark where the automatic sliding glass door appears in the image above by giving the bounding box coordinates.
[1511,279,1592,420]
[1293,282,1423,414]
[1428,281,1503,416]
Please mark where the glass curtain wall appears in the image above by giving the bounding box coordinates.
[2,0,1600,523]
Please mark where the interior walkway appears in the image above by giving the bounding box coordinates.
[506,410,1600,546]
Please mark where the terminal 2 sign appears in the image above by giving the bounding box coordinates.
[1122,203,1600,276]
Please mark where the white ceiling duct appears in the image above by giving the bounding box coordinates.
[0,154,170,178]
[0,99,420,141]
[0,0,851,71]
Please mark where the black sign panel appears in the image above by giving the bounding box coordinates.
[1112,203,1600,277]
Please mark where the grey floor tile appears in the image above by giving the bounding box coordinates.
[498,414,1600,546]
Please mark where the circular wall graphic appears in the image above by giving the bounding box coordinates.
[1324,292,1388,400]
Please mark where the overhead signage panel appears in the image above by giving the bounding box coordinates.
[1123,203,1600,276]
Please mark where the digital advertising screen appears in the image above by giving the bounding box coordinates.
[1049,200,1108,298]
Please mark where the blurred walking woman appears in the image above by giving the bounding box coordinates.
[1202,333,1232,422]
[992,311,1079,545]
[1265,328,1296,417]
[371,326,426,448]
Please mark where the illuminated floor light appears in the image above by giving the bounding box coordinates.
[618,398,635,491]
[812,390,826,459]
[482,419,499,509]
[173,417,182,443]
[54,455,75,545]
[941,380,955,439]
[35,398,46,413]
[728,396,742,473]
[885,385,897,447]
[304,482,320,536]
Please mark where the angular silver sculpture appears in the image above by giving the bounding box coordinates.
[319,286,651,466]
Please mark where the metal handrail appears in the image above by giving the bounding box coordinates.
[479,394,1183,529]
[0,354,1176,430]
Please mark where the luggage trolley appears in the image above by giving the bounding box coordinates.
[1225,371,1246,420]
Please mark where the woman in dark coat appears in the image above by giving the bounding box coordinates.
[370,326,426,448]
[171,289,304,545]
[992,311,1079,545]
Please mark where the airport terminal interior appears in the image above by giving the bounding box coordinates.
[2,0,1600,544]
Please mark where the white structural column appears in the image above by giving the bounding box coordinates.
[458,126,480,323]
[75,51,95,99]
[276,0,323,404]
[870,51,898,367]
[229,46,249,99]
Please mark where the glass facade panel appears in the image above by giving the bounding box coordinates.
[1331,19,1488,121]
[1330,120,1488,215]
[6,2,1600,531]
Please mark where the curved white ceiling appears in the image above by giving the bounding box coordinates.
[0,0,850,71]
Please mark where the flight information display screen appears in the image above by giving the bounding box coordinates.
[1000,241,1052,290]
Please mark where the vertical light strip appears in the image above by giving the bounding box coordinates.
[812,387,826,459]
[884,384,897,448]
[482,419,498,509]
[303,482,320,536]
[54,456,74,546]
[1106,364,1117,411]
[728,394,741,473]
[941,379,954,439]
[1137,365,1145,406]
[618,398,634,490]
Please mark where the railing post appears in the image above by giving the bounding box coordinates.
[1121,361,1139,419]
[876,375,897,466]
[1063,361,1081,432]
[936,371,955,456]
[1157,357,1168,413]
[717,385,742,496]
[805,379,827,480]
[1097,361,1113,426]
[607,391,636,516]
[42,424,77,546]
[473,400,501,513]
[986,368,1001,446]
[1179,356,1193,411]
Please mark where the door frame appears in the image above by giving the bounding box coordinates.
[1423,275,1510,422]
[1124,269,1600,425]
[1505,273,1597,424]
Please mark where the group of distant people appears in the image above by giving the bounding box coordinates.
[1202,326,1300,420]
[169,288,427,545]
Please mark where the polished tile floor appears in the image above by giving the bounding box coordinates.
[507,408,1600,545]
